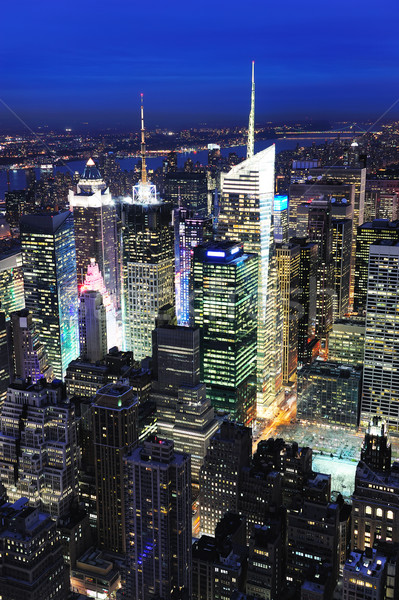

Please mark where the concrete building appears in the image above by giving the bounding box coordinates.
[11,309,53,383]
[343,549,387,600]
[93,383,138,554]
[0,497,69,600]
[124,436,192,600]
[361,240,399,430]
[328,319,365,367]
[0,379,78,517]
[78,289,107,362]
[199,421,252,535]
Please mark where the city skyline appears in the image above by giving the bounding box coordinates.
[1,0,399,129]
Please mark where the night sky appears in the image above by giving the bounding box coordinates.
[1,0,399,130]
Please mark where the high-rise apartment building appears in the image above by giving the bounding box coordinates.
[124,436,192,600]
[246,524,283,600]
[0,245,25,319]
[164,170,209,215]
[93,382,138,554]
[193,242,258,425]
[20,211,79,378]
[332,218,352,319]
[354,220,399,315]
[69,159,119,307]
[297,361,362,428]
[218,145,283,416]
[290,238,319,364]
[78,289,107,362]
[0,379,79,517]
[199,420,252,535]
[0,497,69,600]
[174,206,213,326]
[11,309,53,382]
[276,242,300,385]
[361,241,399,430]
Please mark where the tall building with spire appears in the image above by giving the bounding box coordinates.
[218,65,283,415]
[68,159,119,312]
[122,96,174,359]
[247,61,255,160]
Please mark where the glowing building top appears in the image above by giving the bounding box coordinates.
[132,94,160,205]
[69,158,113,208]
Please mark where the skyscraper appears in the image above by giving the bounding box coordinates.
[68,159,119,307]
[361,240,399,431]
[310,165,366,306]
[124,436,192,600]
[164,170,209,215]
[152,325,219,484]
[331,217,352,319]
[276,242,300,385]
[298,198,334,351]
[193,242,258,425]
[354,219,399,316]
[199,421,252,535]
[11,309,53,383]
[20,211,79,379]
[93,382,138,554]
[219,145,282,415]
[78,289,107,362]
[174,206,213,327]
[290,238,319,364]
[122,97,174,359]
[0,379,79,517]
[273,195,289,244]
[0,245,25,319]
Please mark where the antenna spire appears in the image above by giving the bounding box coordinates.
[140,93,147,184]
[247,61,255,160]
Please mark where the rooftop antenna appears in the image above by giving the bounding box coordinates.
[140,93,147,184]
[247,61,255,160]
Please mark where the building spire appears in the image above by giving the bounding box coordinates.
[140,93,147,184]
[247,61,255,160]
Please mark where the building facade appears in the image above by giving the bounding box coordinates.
[218,146,283,416]
[20,211,79,378]
[193,242,258,425]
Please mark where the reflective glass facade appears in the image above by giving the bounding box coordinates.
[21,212,79,379]
[193,242,258,426]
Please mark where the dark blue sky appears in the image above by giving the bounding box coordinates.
[1,0,399,129]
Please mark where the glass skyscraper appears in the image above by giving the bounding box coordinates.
[218,146,283,416]
[20,211,79,379]
[193,241,258,426]
[174,206,213,326]
[0,246,25,319]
